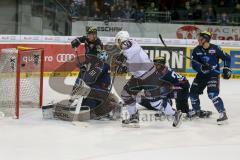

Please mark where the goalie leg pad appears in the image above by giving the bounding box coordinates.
[42,100,91,122]
[42,104,55,119]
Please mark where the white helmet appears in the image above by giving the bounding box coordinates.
[115,31,130,45]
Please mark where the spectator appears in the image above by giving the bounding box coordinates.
[103,0,114,6]
[218,12,230,25]
[218,0,226,7]
[69,2,79,17]
[235,1,240,12]
[110,5,118,19]
[123,1,131,19]
[90,1,101,19]
[171,9,180,20]
[146,2,159,21]
[185,1,194,20]
[102,0,113,17]
[113,5,125,20]
[187,9,194,20]
[185,1,191,10]
[135,7,145,23]
[146,2,158,12]
[78,1,88,20]
[130,5,137,19]
[193,3,202,19]
[205,6,216,23]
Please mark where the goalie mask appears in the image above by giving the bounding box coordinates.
[97,50,108,61]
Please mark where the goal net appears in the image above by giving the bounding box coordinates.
[0,47,44,119]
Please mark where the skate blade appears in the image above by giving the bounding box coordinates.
[201,112,213,118]
[217,120,228,125]
[122,123,140,128]
[173,113,183,128]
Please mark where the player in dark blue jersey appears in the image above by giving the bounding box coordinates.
[189,31,232,124]
[140,56,190,114]
[70,27,104,101]
[80,50,111,108]
[155,57,190,114]
[71,26,103,56]
[70,50,111,109]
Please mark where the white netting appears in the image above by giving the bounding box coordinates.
[0,48,43,118]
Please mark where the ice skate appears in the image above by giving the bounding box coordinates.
[122,111,140,128]
[172,110,183,127]
[217,111,228,125]
[188,109,212,119]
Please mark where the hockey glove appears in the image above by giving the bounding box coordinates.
[222,67,232,79]
[79,64,87,71]
[117,65,128,74]
[200,64,212,74]
[71,38,81,48]
[115,54,127,65]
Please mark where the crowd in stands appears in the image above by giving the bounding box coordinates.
[66,0,240,25]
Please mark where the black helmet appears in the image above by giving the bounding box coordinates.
[199,31,212,42]
[154,56,166,65]
[86,26,97,34]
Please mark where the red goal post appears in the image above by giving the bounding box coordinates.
[0,46,44,119]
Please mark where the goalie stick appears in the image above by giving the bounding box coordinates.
[158,34,220,74]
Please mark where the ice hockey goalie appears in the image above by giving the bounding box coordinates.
[42,51,122,122]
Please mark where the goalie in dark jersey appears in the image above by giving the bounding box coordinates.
[71,50,111,109]
[70,26,104,102]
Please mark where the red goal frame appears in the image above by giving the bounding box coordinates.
[15,48,44,119]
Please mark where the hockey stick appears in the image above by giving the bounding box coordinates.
[158,34,220,74]
[74,47,84,67]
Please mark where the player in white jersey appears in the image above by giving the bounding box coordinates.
[114,31,182,127]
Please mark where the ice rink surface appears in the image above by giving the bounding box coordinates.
[0,78,240,160]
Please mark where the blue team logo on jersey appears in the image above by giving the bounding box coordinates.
[202,56,210,63]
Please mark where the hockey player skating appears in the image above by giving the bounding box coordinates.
[140,56,190,116]
[114,31,182,128]
[189,31,232,125]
